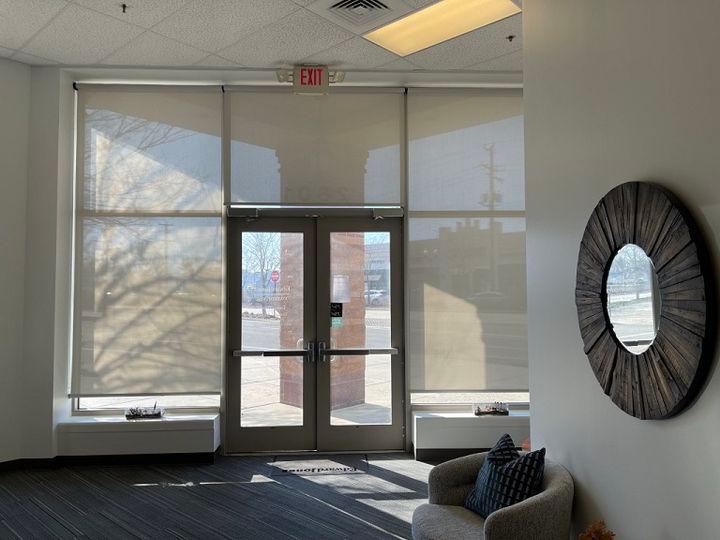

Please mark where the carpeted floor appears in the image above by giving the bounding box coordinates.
[0,453,432,539]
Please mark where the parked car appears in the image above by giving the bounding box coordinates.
[366,289,389,306]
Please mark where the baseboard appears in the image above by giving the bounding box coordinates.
[0,451,217,471]
[0,457,58,471]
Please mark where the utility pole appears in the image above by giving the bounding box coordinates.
[480,143,502,292]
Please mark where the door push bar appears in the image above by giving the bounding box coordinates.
[316,341,398,362]
[231,342,315,361]
[231,342,398,362]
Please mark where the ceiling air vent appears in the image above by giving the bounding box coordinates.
[308,0,410,34]
[329,0,391,26]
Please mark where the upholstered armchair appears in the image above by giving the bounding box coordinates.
[412,452,574,540]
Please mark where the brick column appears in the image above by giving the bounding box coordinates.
[279,233,304,408]
[329,232,366,409]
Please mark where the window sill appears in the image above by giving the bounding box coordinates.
[410,402,530,414]
[57,414,220,456]
[412,409,530,460]
[59,413,219,432]
[71,407,219,417]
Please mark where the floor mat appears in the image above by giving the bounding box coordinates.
[269,454,369,476]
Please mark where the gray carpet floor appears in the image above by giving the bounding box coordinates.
[0,453,432,539]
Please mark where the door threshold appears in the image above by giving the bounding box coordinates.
[224,449,407,457]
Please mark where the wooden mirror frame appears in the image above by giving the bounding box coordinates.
[575,182,715,419]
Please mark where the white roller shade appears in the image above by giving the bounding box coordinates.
[71,86,223,396]
[407,89,528,392]
[228,88,403,205]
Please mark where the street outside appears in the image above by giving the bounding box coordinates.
[607,291,657,353]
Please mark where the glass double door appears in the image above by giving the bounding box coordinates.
[227,217,404,452]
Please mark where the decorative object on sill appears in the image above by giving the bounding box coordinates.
[473,402,509,416]
[579,520,615,540]
[125,402,164,420]
[575,182,715,419]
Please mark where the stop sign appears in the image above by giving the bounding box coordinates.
[270,270,280,283]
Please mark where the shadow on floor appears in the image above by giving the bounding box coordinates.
[0,453,432,539]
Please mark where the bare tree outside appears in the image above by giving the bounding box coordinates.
[76,98,223,400]
[606,244,658,353]
[84,107,219,212]
[608,243,653,300]
[242,232,281,317]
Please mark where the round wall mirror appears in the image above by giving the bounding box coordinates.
[605,244,661,354]
[575,181,714,419]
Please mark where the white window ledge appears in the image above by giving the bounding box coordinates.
[412,410,530,460]
[57,414,220,456]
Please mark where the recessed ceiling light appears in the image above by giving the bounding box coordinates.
[364,0,521,57]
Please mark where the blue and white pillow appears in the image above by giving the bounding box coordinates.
[464,434,546,518]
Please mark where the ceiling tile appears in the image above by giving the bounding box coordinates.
[0,0,523,70]
[73,0,189,28]
[219,9,353,68]
[303,36,399,69]
[405,0,518,6]
[153,0,299,53]
[376,57,417,71]
[22,4,144,64]
[194,54,241,67]
[470,49,522,72]
[102,31,208,66]
[0,0,67,50]
[405,13,522,69]
[401,0,438,7]
[11,49,58,65]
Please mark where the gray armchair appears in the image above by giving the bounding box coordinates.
[412,452,574,540]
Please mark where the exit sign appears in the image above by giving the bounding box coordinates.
[293,65,329,95]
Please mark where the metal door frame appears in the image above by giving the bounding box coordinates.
[226,217,317,452]
[316,217,405,451]
[226,212,404,453]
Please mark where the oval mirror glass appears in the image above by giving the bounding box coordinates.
[606,244,661,354]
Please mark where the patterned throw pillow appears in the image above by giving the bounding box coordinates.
[464,434,546,518]
[484,433,520,462]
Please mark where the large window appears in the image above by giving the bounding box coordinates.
[70,85,525,410]
[407,89,527,397]
[72,86,223,401]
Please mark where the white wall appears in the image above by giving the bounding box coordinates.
[0,65,74,463]
[525,1,720,538]
[22,67,75,459]
[0,62,71,463]
[53,70,75,437]
[0,58,30,462]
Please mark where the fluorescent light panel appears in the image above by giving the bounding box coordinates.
[364,0,521,57]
